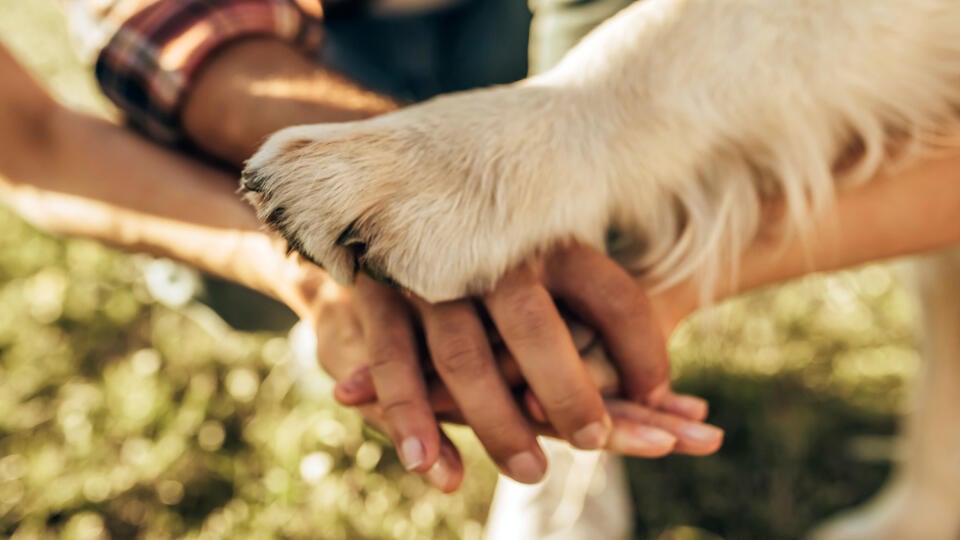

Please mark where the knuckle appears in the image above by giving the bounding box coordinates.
[540,384,595,417]
[501,290,553,339]
[475,419,536,456]
[368,328,415,371]
[433,335,488,378]
[597,275,648,322]
[357,275,401,307]
[368,353,399,371]
[510,290,550,318]
[380,396,423,419]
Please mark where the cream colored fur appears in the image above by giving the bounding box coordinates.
[244,1,960,537]
[244,0,960,304]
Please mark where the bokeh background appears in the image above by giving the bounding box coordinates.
[0,1,921,538]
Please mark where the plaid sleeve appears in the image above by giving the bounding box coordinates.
[92,0,324,143]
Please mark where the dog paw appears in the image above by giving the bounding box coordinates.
[242,86,612,302]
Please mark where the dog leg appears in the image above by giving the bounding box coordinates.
[810,248,960,540]
[245,0,960,303]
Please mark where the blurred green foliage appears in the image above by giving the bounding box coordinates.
[0,213,494,539]
[0,1,922,538]
[630,270,915,539]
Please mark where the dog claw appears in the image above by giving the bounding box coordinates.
[239,168,269,193]
[336,220,365,249]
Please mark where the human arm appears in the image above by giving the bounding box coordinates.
[71,0,396,163]
[182,38,398,164]
[652,152,960,333]
[0,44,292,305]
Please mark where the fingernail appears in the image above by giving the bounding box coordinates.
[611,427,676,454]
[425,460,451,490]
[506,451,545,484]
[634,428,677,447]
[340,367,370,393]
[572,415,612,449]
[425,445,457,491]
[337,378,362,396]
[676,396,708,419]
[400,437,425,470]
[681,424,724,443]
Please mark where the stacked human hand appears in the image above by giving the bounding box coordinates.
[269,239,723,492]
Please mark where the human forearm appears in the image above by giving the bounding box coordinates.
[654,150,960,330]
[6,182,267,291]
[182,38,398,165]
[0,104,307,308]
[739,154,960,289]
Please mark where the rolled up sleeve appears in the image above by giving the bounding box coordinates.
[68,0,324,143]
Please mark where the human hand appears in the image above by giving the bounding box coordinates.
[329,243,723,488]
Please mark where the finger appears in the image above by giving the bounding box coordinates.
[355,275,440,472]
[335,363,464,415]
[414,297,547,484]
[523,374,707,430]
[528,401,721,457]
[575,324,707,419]
[485,266,611,450]
[525,401,676,458]
[658,386,710,421]
[494,348,525,387]
[426,381,460,413]
[423,430,465,493]
[606,400,724,456]
[357,405,464,492]
[607,416,678,457]
[545,245,670,404]
[334,365,377,405]
[524,389,547,424]
[556,318,706,421]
